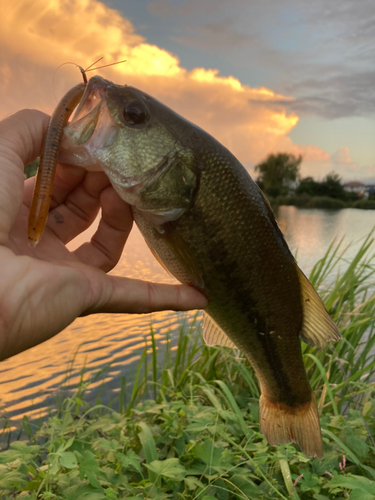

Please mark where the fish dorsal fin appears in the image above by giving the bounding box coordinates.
[254,182,275,216]
[203,312,237,348]
[298,268,341,348]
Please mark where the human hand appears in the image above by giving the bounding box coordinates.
[0,109,207,361]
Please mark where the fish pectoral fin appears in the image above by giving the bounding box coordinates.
[144,240,176,280]
[162,227,205,289]
[203,312,237,348]
[298,268,341,349]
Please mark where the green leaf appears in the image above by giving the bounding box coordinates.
[104,487,118,499]
[349,491,375,500]
[60,452,78,469]
[346,434,369,460]
[77,450,103,489]
[0,466,27,492]
[321,429,375,478]
[214,380,252,438]
[0,442,40,464]
[138,421,160,485]
[195,440,223,467]
[63,483,106,500]
[118,450,142,474]
[145,458,186,480]
[299,470,319,491]
[184,476,204,490]
[138,422,158,464]
[325,475,375,494]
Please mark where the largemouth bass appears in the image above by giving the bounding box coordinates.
[59,76,341,457]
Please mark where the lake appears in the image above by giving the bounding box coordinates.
[0,206,374,431]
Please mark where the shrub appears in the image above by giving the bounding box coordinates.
[307,196,346,209]
[352,198,375,210]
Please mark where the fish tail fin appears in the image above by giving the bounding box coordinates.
[259,392,323,458]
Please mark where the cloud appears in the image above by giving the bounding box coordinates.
[331,147,354,165]
[290,146,375,183]
[148,0,375,120]
[328,147,375,182]
[0,0,306,165]
[3,0,369,182]
[173,20,257,52]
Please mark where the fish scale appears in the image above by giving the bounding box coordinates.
[170,150,309,403]
[58,76,341,457]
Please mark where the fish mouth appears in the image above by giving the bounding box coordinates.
[72,76,109,126]
[59,76,116,168]
[59,77,173,210]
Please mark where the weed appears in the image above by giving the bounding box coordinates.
[0,234,375,498]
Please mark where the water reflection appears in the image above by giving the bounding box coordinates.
[0,207,374,430]
[276,207,375,274]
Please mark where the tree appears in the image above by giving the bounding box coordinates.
[255,153,302,197]
[297,171,346,199]
[321,172,346,199]
[296,177,323,197]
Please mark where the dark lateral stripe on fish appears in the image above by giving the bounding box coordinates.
[196,212,308,405]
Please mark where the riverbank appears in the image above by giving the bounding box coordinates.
[269,193,375,210]
[1,235,375,499]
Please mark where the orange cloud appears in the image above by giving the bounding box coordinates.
[1,0,332,176]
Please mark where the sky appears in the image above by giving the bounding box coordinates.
[1,0,375,181]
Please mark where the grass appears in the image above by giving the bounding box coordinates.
[1,234,375,499]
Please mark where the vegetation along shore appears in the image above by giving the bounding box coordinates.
[256,153,375,210]
[0,233,375,498]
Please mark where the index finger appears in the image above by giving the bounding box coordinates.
[0,110,50,245]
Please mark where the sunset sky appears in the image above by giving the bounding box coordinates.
[1,0,375,181]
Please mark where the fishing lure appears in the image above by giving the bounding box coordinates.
[27,58,126,246]
[27,71,86,246]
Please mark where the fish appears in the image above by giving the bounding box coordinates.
[58,75,341,457]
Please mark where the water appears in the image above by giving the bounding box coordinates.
[0,207,374,429]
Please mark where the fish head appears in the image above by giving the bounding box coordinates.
[60,76,199,224]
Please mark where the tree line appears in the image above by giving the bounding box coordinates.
[255,153,359,201]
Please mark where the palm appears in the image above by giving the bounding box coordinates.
[2,156,133,358]
[10,166,132,269]
[0,110,206,361]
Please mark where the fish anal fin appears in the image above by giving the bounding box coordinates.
[259,392,323,458]
[297,268,341,349]
[203,312,237,349]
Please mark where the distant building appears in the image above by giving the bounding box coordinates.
[343,181,366,196]
[366,185,375,198]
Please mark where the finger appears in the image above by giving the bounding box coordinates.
[35,171,112,244]
[83,274,208,315]
[0,110,50,244]
[74,186,133,271]
[0,109,49,167]
[50,163,88,208]
[23,163,87,209]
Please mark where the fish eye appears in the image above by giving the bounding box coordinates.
[123,101,148,125]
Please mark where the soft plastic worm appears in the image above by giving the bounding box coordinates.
[28,82,85,246]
